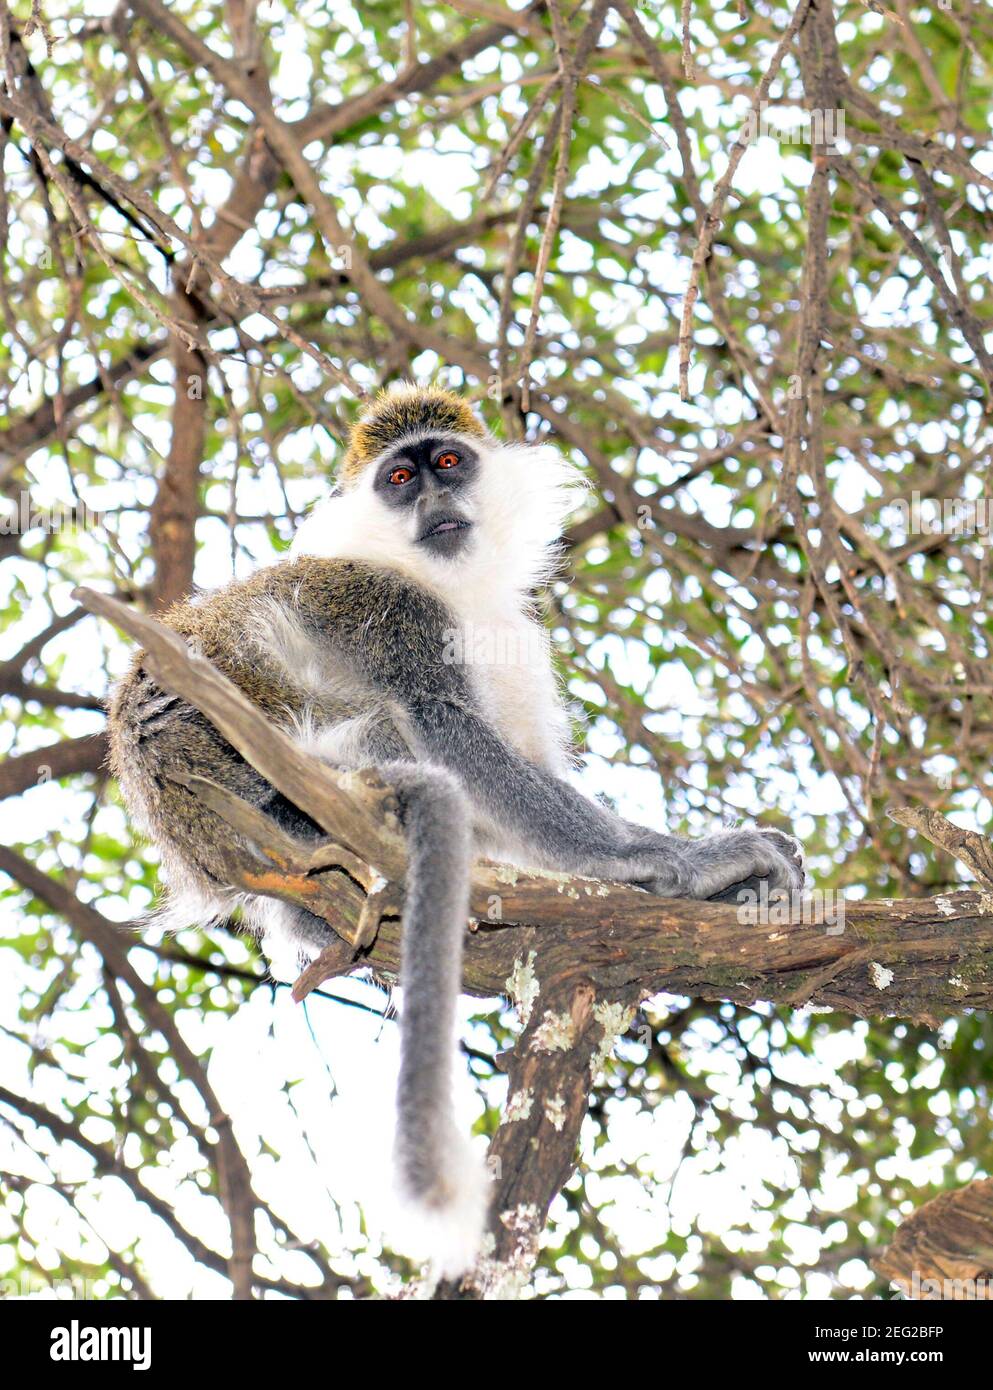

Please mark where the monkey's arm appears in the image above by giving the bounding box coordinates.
[403,697,803,900]
[280,557,804,901]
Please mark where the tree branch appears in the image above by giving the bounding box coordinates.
[888,806,993,893]
[0,732,107,801]
[0,840,260,1299]
[437,976,612,1300]
[149,284,208,609]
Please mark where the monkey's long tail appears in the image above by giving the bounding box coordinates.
[385,763,490,1280]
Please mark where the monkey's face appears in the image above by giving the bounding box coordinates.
[372,435,480,560]
[291,428,589,608]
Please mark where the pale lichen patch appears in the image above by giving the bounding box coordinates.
[531,1008,575,1053]
[531,867,610,898]
[473,1204,542,1301]
[590,1000,637,1079]
[535,868,573,885]
[506,950,539,1027]
[544,1094,567,1131]
[869,961,894,991]
[933,896,957,917]
[502,1202,540,1234]
[505,1088,534,1122]
[949,975,966,989]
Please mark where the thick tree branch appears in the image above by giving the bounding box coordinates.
[437,976,612,1300]
[0,732,107,801]
[149,285,208,609]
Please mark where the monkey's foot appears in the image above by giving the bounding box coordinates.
[688,827,807,903]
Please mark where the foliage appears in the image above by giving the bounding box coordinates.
[0,0,991,1299]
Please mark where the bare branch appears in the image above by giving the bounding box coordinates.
[887,806,993,893]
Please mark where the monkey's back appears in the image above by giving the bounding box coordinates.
[108,555,430,917]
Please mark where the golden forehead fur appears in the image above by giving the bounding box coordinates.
[340,386,485,486]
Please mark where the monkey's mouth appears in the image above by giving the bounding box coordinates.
[418,514,473,544]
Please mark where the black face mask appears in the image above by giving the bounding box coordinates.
[373,437,479,557]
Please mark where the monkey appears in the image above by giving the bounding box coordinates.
[107,384,805,1279]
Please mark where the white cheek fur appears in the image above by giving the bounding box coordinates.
[291,439,589,612]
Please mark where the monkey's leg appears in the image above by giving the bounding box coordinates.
[251,722,416,968]
[248,790,362,968]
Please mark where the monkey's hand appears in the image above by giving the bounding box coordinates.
[636,828,806,904]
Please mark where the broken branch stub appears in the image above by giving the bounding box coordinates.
[888,805,993,893]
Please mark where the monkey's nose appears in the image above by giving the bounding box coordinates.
[415,480,452,509]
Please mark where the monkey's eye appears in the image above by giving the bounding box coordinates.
[435,452,460,469]
[388,466,414,485]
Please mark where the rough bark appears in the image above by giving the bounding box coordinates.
[889,807,993,893]
[876,1179,993,1299]
[436,976,615,1300]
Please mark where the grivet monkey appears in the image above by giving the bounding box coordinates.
[108,385,805,1277]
